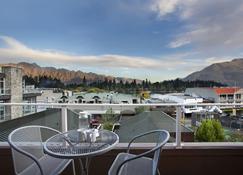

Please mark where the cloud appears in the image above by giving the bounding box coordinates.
[0,35,235,80]
[151,0,180,18]
[0,36,163,69]
[0,36,209,71]
[168,37,191,48]
[151,0,243,52]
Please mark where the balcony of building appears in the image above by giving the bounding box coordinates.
[0,88,11,100]
[23,86,42,97]
[1,103,243,175]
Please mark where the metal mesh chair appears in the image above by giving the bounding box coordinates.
[8,125,76,175]
[108,130,170,175]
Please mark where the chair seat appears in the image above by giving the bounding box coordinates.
[20,155,72,175]
[108,153,153,175]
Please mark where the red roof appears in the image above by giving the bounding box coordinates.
[213,87,240,95]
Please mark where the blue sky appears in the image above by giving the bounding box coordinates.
[1,0,243,81]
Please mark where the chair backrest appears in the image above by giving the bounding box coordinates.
[151,130,170,175]
[8,125,60,175]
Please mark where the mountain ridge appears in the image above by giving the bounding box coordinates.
[183,58,243,87]
[0,62,141,85]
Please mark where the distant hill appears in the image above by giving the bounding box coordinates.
[184,58,243,87]
[0,62,140,85]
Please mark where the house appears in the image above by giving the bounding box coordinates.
[62,92,140,104]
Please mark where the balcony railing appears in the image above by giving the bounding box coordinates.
[0,102,243,148]
[1,103,243,175]
[23,88,41,94]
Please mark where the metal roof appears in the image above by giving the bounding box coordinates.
[213,87,240,95]
[116,111,192,143]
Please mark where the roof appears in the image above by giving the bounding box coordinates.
[70,92,139,103]
[0,108,79,142]
[116,111,192,143]
[213,87,240,95]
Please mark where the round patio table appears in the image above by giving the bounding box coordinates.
[44,129,119,175]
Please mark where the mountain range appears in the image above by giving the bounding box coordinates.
[184,58,243,87]
[0,62,140,85]
[1,58,243,87]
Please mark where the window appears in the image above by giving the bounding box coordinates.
[0,105,4,121]
[0,78,4,95]
[236,94,241,99]
[228,94,234,100]
[220,94,226,100]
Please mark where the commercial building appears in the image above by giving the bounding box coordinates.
[185,87,241,103]
[148,93,204,115]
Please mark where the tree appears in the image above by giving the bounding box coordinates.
[195,119,224,142]
[83,76,86,85]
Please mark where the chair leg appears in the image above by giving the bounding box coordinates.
[72,160,76,175]
[157,168,161,175]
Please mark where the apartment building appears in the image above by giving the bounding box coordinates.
[0,66,41,122]
[185,87,241,103]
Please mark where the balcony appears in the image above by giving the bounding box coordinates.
[0,89,11,101]
[1,103,243,175]
[23,88,42,98]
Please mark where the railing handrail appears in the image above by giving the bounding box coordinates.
[0,102,243,107]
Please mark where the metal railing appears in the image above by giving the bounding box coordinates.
[23,89,41,94]
[1,102,243,148]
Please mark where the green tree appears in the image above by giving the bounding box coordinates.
[195,119,224,142]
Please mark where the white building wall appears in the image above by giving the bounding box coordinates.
[185,88,219,102]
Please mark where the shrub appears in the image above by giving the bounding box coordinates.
[135,106,149,114]
[103,122,113,131]
[102,108,115,131]
[102,108,114,122]
[195,119,224,142]
[225,132,243,142]
[87,87,105,93]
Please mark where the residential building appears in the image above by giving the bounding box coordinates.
[36,89,63,112]
[59,92,140,104]
[0,66,41,122]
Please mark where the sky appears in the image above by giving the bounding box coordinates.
[1,0,243,82]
